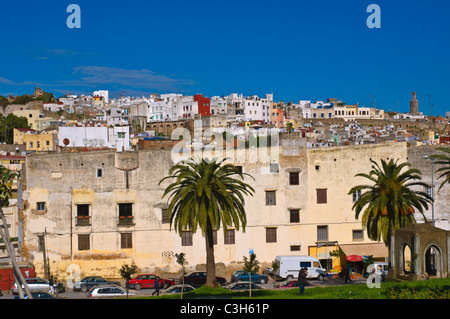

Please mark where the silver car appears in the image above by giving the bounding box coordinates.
[88,285,136,298]
[12,278,50,295]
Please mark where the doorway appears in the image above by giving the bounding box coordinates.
[424,245,441,277]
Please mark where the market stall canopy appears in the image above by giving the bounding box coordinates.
[339,243,388,259]
[346,255,363,262]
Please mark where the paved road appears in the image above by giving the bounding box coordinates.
[0,277,368,299]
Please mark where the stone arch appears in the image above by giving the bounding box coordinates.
[423,243,443,278]
[401,243,412,274]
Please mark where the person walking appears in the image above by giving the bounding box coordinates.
[344,264,352,283]
[152,276,160,296]
[298,267,308,295]
[49,276,55,294]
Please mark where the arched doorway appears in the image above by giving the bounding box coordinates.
[402,244,412,274]
[424,244,442,278]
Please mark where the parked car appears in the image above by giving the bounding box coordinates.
[73,276,121,292]
[182,271,227,287]
[225,281,263,291]
[128,274,174,290]
[12,278,50,295]
[231,271,269,284]
[89,285,136,298]
[14,292,59,299]
[163,284,196,294]
[363,262,389,281]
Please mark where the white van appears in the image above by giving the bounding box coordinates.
[274,255,327,281]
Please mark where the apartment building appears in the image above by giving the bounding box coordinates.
[19,141,417,280]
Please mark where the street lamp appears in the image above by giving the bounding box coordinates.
[423,155,435,226]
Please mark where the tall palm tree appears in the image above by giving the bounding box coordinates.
[430,147,450,191]
[159,158,255,287]
[348,159,432,248]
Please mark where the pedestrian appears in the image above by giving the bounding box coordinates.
[152,276,160,296]
[49,276,55,294]
[344,264,352,283]
[298,267,308,295]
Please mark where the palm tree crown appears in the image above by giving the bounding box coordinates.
[159,157,255,287]
[348,158,432,246]
[430,147,450,191]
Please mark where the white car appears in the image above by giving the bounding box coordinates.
[12,278,50,295]
[88,285,136,298]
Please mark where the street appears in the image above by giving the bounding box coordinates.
[0,276,368,299]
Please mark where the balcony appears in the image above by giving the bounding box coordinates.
[118,216,135,226]
[76,216,91,226]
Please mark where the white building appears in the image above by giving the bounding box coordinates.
[58,125,130,151]
[93,90,109,104]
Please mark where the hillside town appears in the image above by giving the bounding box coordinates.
[0,87,449,297]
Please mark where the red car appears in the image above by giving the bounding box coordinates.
[127,274,174,290]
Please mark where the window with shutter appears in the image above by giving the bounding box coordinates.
[265,191,276,206]
[316,189,327,204]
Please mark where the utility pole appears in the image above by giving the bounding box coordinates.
[0,208,33,298]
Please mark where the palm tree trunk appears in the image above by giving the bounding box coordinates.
[205,219,217,287]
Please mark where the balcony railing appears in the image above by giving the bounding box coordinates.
[118,216,134,226]
[76,216,91,226]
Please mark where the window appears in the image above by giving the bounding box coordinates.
[235,166,243,174]
[77,204,90,218]
[317,225,329,242]
[353,230,364,241]
[290,245,301,252]
[117,132,125,138]
[300,262,311,268]
[265,191,276,206]
[316,189,327,204]
[424,186,433,198]
[96,168,103,178]
[76,204,90,226]
[266,228,277,243]
[289,172,299,185]
[37,235,45,252]
[290,209,300,223]
[118,203,133,218]
[121,233,132,249]
[29,142,33,148]
[161,209,170,224]
[352,190,362,203]
[224,229,235,245]
[212,230,217,245]
[36,202,46,211]
[269,163,279,173]
[78,234,90,251]
[181,231,193,246]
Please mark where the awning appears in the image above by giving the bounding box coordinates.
[339,243,388,259]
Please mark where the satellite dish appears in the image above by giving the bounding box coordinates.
[98,139,104,147]
[63,138,70,146]
[83,139,89,147]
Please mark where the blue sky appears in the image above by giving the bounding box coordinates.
[0,0,449,115]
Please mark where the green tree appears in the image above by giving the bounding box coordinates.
[286,122,294,134]
[0,114,30,144]
[175,252,187,299]
[159,157,255,287]
[243,252,260,298]
[349,159,432,249]
[118,263,138,298]
[430,147,450,191]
